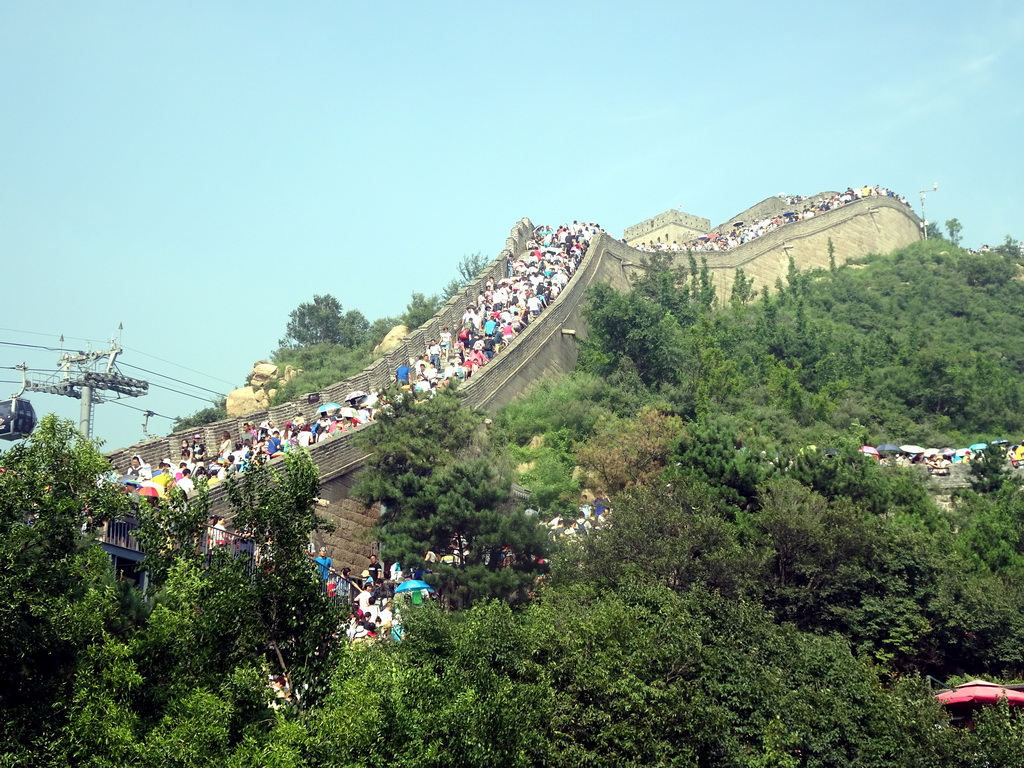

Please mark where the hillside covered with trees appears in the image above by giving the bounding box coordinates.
[7,236,1024,766]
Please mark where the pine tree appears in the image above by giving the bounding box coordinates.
[354,390,548,607]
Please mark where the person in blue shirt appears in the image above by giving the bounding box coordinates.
[267,430,283,455]
[313,547,333,580]
[396,363,411,386]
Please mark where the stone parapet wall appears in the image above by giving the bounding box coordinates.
[707,196,921,301]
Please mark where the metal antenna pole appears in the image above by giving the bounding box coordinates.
[918,182,938,240]
[919,189,928,239]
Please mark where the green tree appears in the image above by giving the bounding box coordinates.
[355,390,548,608]
[337,308,371,349]
[580,282,685,388]
[689,314,743,417]
[441,251,491,300]
[279,293,345,348]
[0,416,133,752]
[945,217,963,247]
[730,267,755,306]
[667,414,774,512]
[399,291,444,330]
[968,445,1015,494]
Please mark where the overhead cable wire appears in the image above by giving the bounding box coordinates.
[143,381,220,403]
[0,366,62,374]
[119,362,227,398]
[107,399,175,420]
[1,337,240,390]
[0,340,67,353]
[0,327,99,344]
[122,345,239,387]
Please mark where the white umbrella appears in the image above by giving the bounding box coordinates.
[900,445,926,454]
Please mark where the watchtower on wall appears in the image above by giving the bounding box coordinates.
[624,209,711,249]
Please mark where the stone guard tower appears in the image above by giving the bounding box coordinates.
[624,209,710,250]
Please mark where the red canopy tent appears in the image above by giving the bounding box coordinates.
[936,680,1024,707]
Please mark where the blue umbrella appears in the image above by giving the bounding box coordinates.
[317,403,342,414]
[394,579,435,594]
[970,443,988,451]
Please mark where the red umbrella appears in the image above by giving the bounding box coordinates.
[936,680,1024,708]
[138,485,163,498]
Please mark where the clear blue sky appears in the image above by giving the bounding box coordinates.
[2,1,1021,450]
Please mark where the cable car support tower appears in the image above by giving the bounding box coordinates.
[17,341,148,439]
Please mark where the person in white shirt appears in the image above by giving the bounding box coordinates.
[175,468,195,499]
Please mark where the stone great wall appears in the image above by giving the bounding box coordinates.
[109,194,922,569]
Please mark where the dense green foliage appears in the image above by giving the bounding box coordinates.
[9,235,1024,766]
[0,418,338,765]
[354,389,548,608]
[582,239,1024,445]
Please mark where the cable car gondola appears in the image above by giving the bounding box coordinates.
[0,396,36,441]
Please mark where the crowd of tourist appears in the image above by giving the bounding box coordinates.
[395,221,603,393]
[858,440,1024,476]
[539,489,613,542]
[117,402,378,501]
[634,185,912,254]
[106,217,606,661]
[116,219,603,504]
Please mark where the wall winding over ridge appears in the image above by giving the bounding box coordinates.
[109,196,921,569]
[676,195,922,302]
[106,219,535,473]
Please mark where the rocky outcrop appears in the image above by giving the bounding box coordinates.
[225,361,301,417]
[249,362,279,386]
[373,325,409,356]
[225,387,263,417]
